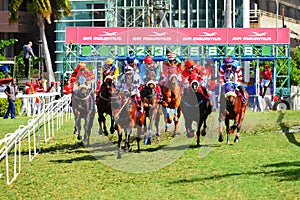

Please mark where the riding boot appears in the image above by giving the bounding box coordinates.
[238,86,247,104]
[137,100,142,111]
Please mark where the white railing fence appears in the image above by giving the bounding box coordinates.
[0,93,72,185]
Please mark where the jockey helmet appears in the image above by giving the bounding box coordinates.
[144,55,153,64]
[104,75,114,83]
[51,81,55,86]
[25,81,31,86]
[77,62,86,69]
[126,54,135,63]
[124,66,134,73]
[185,59,195,68]
[105,58,114,65]
[224,57,234,64]
[169,74,178,81]
[146,80,157,87]
[167,53,176,61]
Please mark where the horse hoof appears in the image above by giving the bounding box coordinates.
[201,130,206,136]
[234,138,239,143]
[167,117,172,124]
[196,137,200,146]
[165,127,169,132]
[173,116,178,122]
[156,132,160,137]
[117,154,122,159]
[226,141,230,145]
[104,130,109,136]
[186,131,194,138]
[77,135,82,141]
[218,134,224,142]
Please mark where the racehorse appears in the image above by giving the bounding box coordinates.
[218,82,248,144]
[181,80,212,146]
[160,74,181,134]
[96,75,119,136]
[72,85,96,146]
[140,80,162,145]
[114,92,146,159]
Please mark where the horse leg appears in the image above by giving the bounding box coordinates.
[163,106,171,132]
[117,127,122,159]
[235,109,246,143]
[225,118,231,144]
[97,114,105,135]
[173,107,180,135]
[186,117,194,139]
[218,115,224,142]
[234,127,240,143]
[154,105,162,136]
[136,127,143,153]
[109,116,115,135]
[124,128,131,152]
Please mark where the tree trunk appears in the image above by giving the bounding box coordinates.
[37,15,55,85]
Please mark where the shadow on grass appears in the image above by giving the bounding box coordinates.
[277,112,300,147]
[169,161,300,184]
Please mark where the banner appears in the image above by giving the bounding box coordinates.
[65,27,290,45]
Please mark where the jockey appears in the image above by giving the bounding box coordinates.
[219,57,247,104]
[122,54,140,74]
[182,59,210,102]
[140,55,162,103]
[118,66,143,111]
[140,55,160,82]
[103,58,119,81]
[75,61,95,86]
[160,52,182,84]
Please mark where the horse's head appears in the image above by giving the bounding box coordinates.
[224,81,237,103]
[77,85,90,98]
[146,71,156,82]
[169,74,178,85]
[191,80,199,93]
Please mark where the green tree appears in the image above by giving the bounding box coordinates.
[290,46,300,86]
[8,0,71,83]
[0,39,18,61]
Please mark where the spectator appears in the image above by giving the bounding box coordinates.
[260,65,272,98]
[23,41,35,78]
[19,81,33,116]
[4,78,18,119]
[63,80,73,95]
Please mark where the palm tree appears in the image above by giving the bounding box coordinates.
[8,0,71,83]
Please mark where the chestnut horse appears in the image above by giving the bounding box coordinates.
[181,81,212,146]
[218,85,248,144]
[160,74,181,134]
[114,92,146,159]
[72,85,96,146]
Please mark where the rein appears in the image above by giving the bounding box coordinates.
[74,90,93,101]
[182,99,204,108]
[99,93,111,102]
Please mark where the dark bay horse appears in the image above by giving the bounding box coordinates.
[140,80,162,145]
[181,81,212,146]
[114,93,146,159]
[72,85,96,146]
[218,84,248,144]
[96,75,120,136]
[160,74,181,134]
